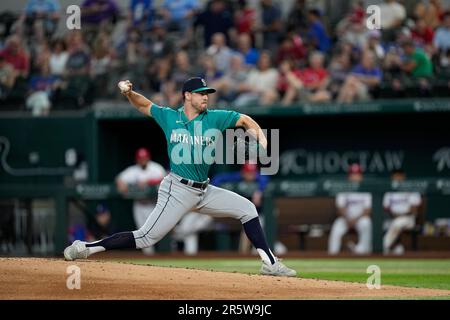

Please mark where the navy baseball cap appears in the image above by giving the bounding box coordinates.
[182,77,216,94]
[96,203,109,214]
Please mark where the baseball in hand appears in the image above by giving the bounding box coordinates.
[118,80,131,94]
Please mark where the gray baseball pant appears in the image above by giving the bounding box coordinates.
[133,172,258,249]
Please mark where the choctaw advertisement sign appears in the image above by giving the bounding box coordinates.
[278,147,450,177]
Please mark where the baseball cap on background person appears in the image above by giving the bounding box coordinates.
[135,147,151,161]
[96,203,111,220]
[135,148,151,168]
[241,162,258,173]
[347,163,363,182]
[96,203,109,213]
[182,77,216,95]
[93,203,114,239]
[241,162,258,181]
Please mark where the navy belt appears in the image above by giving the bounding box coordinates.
[180,178,209,190]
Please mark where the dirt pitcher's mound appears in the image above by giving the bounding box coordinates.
[0,258,449,300]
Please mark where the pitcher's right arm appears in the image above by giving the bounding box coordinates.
[119,80,154,116]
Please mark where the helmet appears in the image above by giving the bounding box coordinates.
[135,147,151,162]
[348,163,362,175]
[242,162,258,173]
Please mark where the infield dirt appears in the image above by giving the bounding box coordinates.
[1,258,449,299]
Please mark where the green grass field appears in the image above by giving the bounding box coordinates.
[117,258,450,291]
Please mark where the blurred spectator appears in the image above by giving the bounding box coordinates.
[382,45,403,77]
[235,32,259,67]
[256,0,282,51]
[306,8,330,53]
[48,38,68,77]
[65,31,90,76]
[337,40,361,66]
[286,0,308,35]
[29,36,51,77]
[60,31,92,108]
[363,30,385,62]
[0,35,30,78]
[21,0,61,38]
[328,163,372,255]
[382,44,411,98]
[198,54,223,105]
[81,0,119,45]
[213,53,248,105]
[144,21,176,59]
[26,62,61,116]
[233,0,256,37]
[275,32,306,66]
[159,0,199,32]
[336,0,367,49]
[199,53,223,83]
[234,51,278,108]
[116,147,166,255]
[339,0,365,29]
[68,224,89,243]
[82,0,119,26]
[206,32,234,73]
[91,31,115,98]
[171,50,198,91]
[146,56,172,94]
[379,0,406,43]
[383,169,422,255]
[337,51,382,103]
[0,56,17,101]
[195,0,233,48]
[151,79,181,106]
[433,12,450,53]
[89,204,118,240]
[128,0,154,31]
[411,18,435,48]
[414,0,446,29]
[327,45,352,99]
[438,49,450,72]
[0,12,17,40]
[118,28,148,88]
[399,39,433,98]
[278,51,331,106]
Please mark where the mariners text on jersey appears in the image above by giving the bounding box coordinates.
[150,104,241,182]
[169,131,216,146]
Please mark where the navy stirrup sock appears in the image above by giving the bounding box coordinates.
[86,232,136,250]
[243,217,275,264]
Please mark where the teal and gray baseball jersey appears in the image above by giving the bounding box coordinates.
[132,104,259,249]
[151,104,240,181]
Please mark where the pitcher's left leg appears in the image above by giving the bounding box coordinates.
[196,185,296,277]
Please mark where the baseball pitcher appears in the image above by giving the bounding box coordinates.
[64,77,296,277]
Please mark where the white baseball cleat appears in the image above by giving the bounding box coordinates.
[260,259,297,277]
[64,240,89,261]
